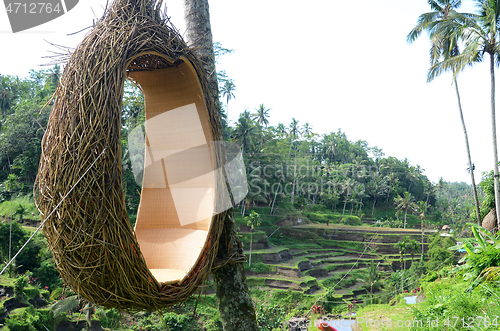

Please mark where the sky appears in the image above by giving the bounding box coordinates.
[0,0,496,184]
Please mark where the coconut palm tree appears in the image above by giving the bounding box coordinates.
[232,114,257,153]
[407,239,420,265]
[221,79,236,119]
[408,0,482,225]
[362,260,381,305]
[245,211,261,267]
[252,103,270,126]
[342,178,356,215]
[183,1,258,329]
[395,192,414,229]
[427,0,500,224]
[302,122,315,140]
[369,173,389,216]
[416,200,429,255]
[395,237,409,270]
[274,123,287,138]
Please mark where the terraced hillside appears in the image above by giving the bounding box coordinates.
[240,221,434,302]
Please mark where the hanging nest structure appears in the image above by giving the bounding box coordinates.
[34,0,229,311]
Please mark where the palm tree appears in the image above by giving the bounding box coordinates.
[183,1,258,328]
[232,115,257,153]
[325,137,338,163]
[287,118,301,205]
[342,178,356,215]
[221,80,236,119]
[395,237,409,270]
[275,123,287,138]
[407,239,420,265]
[395,192,414,229]
[245,211,261,267]
[416,200,429,255]
[369,173,389,216]
[428,1,500,224]
[408,0,482,225]
[252,104,270,126]
[302,122,315,140]
[362,260,381,305]
[407,166,422,193]
[5,173,20,268]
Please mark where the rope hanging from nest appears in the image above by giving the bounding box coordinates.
[34,0,237,311]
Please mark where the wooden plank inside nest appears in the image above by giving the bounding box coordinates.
[127,54,182,71]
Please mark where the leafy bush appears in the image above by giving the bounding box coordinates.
[24,286,40,300]
[5,306,52,331]
[97,308,122,329]
[255,304,286,330]
[14,273,28,301]
[245,261,271,274]
[304,204,327,213]
[340,215,362,226]
[162,312,193,331]
[34,259,62,290]
[424,235,455,271]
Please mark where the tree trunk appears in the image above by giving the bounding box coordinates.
[490,53,500,225]
[454,77,481,225]
[183,1,258,330]
[404,209,407,229]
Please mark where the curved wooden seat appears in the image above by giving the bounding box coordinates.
[129,59,216,285]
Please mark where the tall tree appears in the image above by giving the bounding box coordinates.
[395,237,409,270]
[362,260,381,305]
[232,114,257,153]
[395,192,414,229]
[221,79,236,120]
[252,103,270,126]
[407,0,482,225]
[183,1,259,330]
[428,0,500,224]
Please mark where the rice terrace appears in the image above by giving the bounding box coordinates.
[3,0,500,330]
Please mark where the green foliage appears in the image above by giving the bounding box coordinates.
[50,295,80,317]
[0,196,39,221]
[424,234,455,271]
[245,210,262,229]
[13,273,28,301]
[466,244,500,279]
[410,277,500,331]
[244,261,272,273]
[16,233,44,274]
[97,308,122,329]
[0,219,27,262]
[5,306,52,331]
[479,170,495,215]
[162,312,193,331]
[255,303,287,331]
[340,215,362,226]
[34,259,62,290]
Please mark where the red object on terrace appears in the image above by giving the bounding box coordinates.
[316,320,339,331]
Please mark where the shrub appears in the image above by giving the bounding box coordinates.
[35,259,62,290]
[340,215,362,226]
[245,261,271,274]
[14,273,28,301]
[162,312,193,331]
[5,306,52,331]
[255,304,286,330]
[97,308,121,329]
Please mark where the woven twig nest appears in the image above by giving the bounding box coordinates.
[34,0,227,311]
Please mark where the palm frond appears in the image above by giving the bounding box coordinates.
[482,266,500,281]
[427,48,480,82]
[407,12,442,43]
[51,295,80,317]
